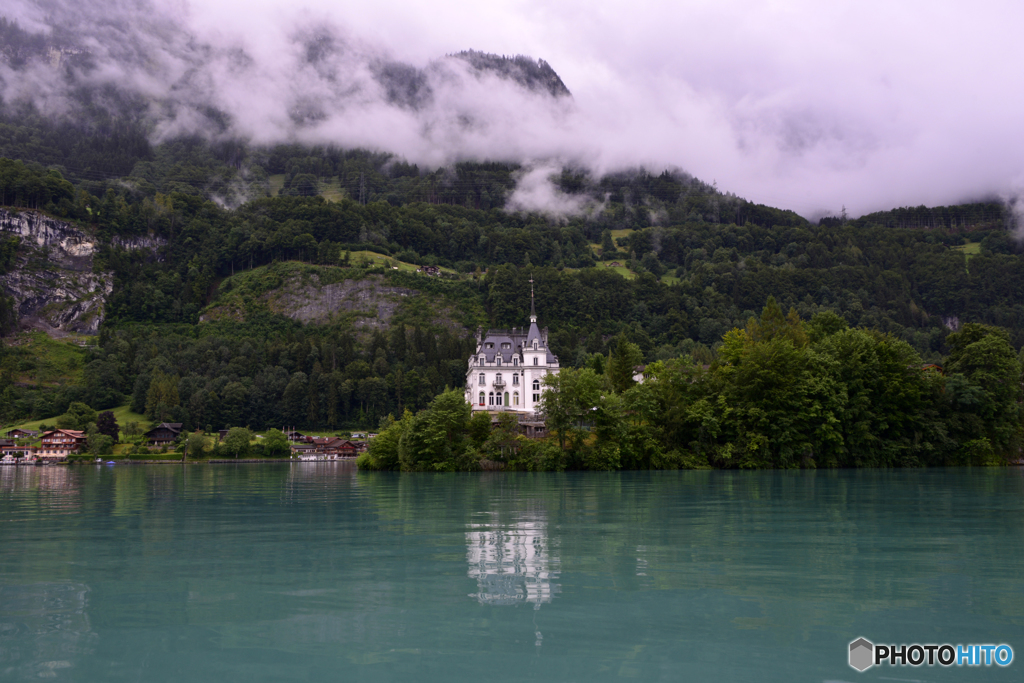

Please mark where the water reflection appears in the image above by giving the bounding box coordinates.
[466,512,560,608]
[0,465,81,512]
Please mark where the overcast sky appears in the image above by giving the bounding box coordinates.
[7,0,1024,218]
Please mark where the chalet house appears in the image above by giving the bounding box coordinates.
[416,265,441,276]
[284,430,305,442]
[145,423,183,447]
[0,439,13,449]
[320,439,361,457]
[39,429,87,460]
[290,443,319,457]
[5,429,39,439]
[309,437,340,455]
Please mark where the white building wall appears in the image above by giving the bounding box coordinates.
[465,339,558,414]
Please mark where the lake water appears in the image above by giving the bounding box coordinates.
[0,464,1021,682]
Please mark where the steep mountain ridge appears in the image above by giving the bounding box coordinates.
[0,209,163,335]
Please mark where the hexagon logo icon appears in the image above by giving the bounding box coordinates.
[849,638,874,672]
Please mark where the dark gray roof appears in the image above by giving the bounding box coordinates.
[478,330,529,363]
[526,321,542,347]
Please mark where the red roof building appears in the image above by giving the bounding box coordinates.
[39,430,87,460]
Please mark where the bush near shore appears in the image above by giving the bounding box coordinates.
[359,300,1023,471]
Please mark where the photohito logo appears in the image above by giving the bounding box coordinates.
[848,638,1013,672]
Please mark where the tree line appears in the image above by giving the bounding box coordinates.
[359,303,1023,471]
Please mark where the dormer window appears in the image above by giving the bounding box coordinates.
[513,357,518,366]
[496,356,501,366]
[533,340,538,350]
[501,342,511,349]
[486,343,494,349]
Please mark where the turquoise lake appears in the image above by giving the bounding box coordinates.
[1,464,1021,681]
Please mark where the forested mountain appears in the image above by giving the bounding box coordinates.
[0,25,1022,465]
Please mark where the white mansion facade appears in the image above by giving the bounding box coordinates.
[466,292,559,413]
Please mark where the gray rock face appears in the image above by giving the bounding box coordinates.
[0,210,163,336]
[0,209,98,268]
[201,270,465,335]
[273,276,416,328]
[0,209,110,335]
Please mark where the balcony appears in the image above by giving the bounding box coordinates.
[492,379,506,389]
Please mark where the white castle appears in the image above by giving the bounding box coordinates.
[465,281,559,413]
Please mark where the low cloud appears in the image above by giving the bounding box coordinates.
[2,0,1024,219]
[504,164,599,218]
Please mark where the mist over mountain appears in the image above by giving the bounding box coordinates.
[1,0,1024,219]
[0,1,580,205]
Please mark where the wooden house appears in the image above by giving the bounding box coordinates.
[39,429,87,459]
[145,423,183,447]
[310,437,343,456]
[5,429,39,439]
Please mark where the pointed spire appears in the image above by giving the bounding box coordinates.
[526,275,541,348]
[529,275,537,323]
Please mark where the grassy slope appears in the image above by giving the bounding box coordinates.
[8,404,149,438]
[268,174,285,196]
[4,332,89,387]
[952,241,981,273]
[266,175,347,202]
[346,251,456,274]
[319,177,347,202]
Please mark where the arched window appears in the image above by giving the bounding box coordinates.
[513,392,519,406]
[479,373,485,385]
[488,392,494,406]
[479,392,485,406]
[496,393,503,406]
[533,379,540,391]
[496,373,502,384]
[504,392,509,406]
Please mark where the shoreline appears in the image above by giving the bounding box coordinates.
[3,458,358,466]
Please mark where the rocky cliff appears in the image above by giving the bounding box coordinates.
[200,263,482,335]
[0,210,162,336]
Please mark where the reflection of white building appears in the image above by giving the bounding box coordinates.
[465,282,559,414]
[467,513,559,607]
